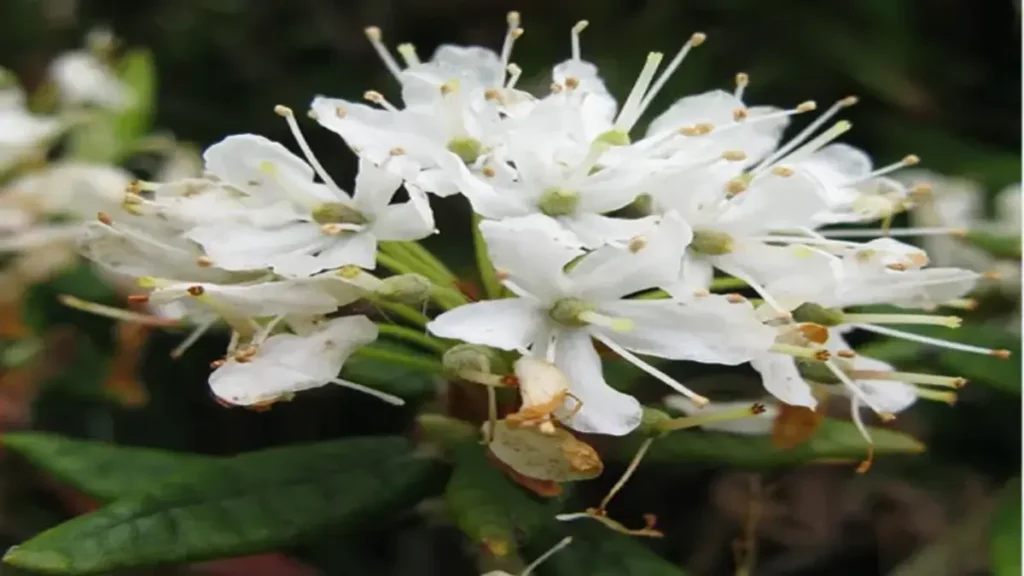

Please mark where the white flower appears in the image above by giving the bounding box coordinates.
[49,50,132,109]
[6,162,130,218]
[185,129,434,277]
[0,87,61,173]
[209,315,401,407]
[795,144,915,224]
[428,213,774,435]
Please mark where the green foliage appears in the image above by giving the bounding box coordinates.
[3,436,446,575]
[4,432,212,502]
[532,522,686,576]
[963,231,1022,259]
[446,443,561,557]
[615,419,924,468]
[991,477,1022,576]
[111,49,157,159]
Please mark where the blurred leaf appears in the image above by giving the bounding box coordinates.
[417,413,479,451]
[615,418,923,468]
[344,344,440,400]
[929,325,1020,394]
[3,436,446,575]
[4,432,213,503]
[963,231,1022,259]
[446,443,561,558]
[854,337,924,364]
[991,477,1022,576]
[112,49,157,159]
[533,521,685,576]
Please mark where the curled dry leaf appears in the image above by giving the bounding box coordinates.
[486,419,603,482]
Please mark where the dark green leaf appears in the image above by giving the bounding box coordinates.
[533,521,686,576]
[3,433,213,503]
[344,344,441,400]
[963,232,1022,259]
[446,443,561,557]
[3,436,446,575]
[991,477,1021,576]
[929,326,1020,394]
[615,419,924,468]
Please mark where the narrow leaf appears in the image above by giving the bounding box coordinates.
[614,418,924,468]
[4,436,446,575]
[4,433,212,503]
[446,444,561,557]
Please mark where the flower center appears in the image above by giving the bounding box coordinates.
[549,297,633,331]
[690,229,734,255]
[446,136,484,165]
[791,302,844,327]
[311,202,367,225]
[538,187,581,217]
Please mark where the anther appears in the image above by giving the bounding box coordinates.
[196,256,213,268]
[910,182,933,196]
[796,100,817,112]
[771,166,795,177]
[983,271,1002,280]
[364,90,385,103]
[127,294,150,303]
[97,212,113,225]
[335,106,347,118]
[690,32,707,46]
[389,146,406,156]
[902,154,920,165]
[725,293,746,303]
[695,122,714,134]
[565,76,581,90]
[726,179,748,196]
[733,108,749,121]
[439,80,459,96]
[550,82,564,94]
[187,285,205,296]
[993,349,1012,359]
[321,223,344,235]
[364,26,382,41]
[481,166,496,178]
[735,72,749,87]
[273,104,292,117]
[721,150,747,161]
[628,236,647,253]
[483,88,501,101]
[507,11,521,26]
[840,95,859,107]
[837,349,856,358]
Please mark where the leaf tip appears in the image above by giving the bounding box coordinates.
[3,545,71,573]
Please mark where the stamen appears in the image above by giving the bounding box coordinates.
[614,52,664,133]
[659,403,767,432]
[850,397,875,474]
[780,120,853,165]
[820,226,968,238]
[841,154,920,187]
[364,26,403,80]
[274,105,348,197]
[915,387,957,404]
[571,20,589,61]
[753,95,857,172]
[522,537,573,576]
[941,298,977,311]
[826,360,891,416]
[329,376,404,405]
[852,323,1012,358]
[842,313,962,328]
[770,343,831,361]
[577,310,634,332]
[501,12,523,69]
[170,319,216,359]
[396,43,420,67]
[638,32,706,116]
[363,90,400,113]
[597,437,653,512]
[58,295,180,327]
[855,369,966,388]
[593,333,709,405]
[506,63,522,89]
[734,72,749,99]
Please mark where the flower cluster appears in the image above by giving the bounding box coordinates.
[76,15,1008,455]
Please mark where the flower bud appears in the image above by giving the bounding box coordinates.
[637,406,671,437]
[374,273,433,304]
[442,344,509,377]
[690,230,735,255]
[792,302,844,327]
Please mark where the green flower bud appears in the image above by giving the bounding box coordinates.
[637,407,672,437]
[375,273,433,304]
[538,187,580,217]
[792,302,845,327]
[690,229,735,255]
[442,344,510,377]
[549,297,593,327]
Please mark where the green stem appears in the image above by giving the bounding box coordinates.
[472,214,503,299]
[398,241,460,285]
[369,297,431,328]
[354,345,446,375]
[378,242,442,283]
[376,323,448,355]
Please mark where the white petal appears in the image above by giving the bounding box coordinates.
[718,169,829,233]
[150,279,341,317]
[570,213,691,300]
[850,354,918,414]
[352,158,403,218]
[835,267,979,309]
[662,252,715,299]
[750,354,817,408]
[187,222,327,272]
[554,330,642,436]
[479,215,583,301]
[427,298,547,351]
[210,316,377,405]
[596,297,775,364]
[271,232,378,277]
[204,134,336,207]
[371,188,435,241]
[563,213,663,249]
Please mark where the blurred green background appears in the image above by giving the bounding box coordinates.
[0,1,1019,575]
